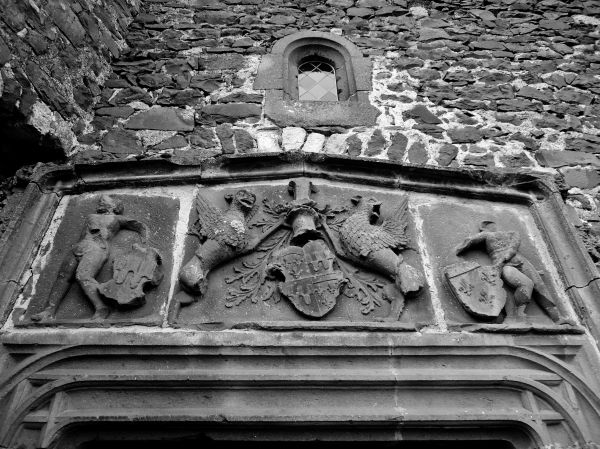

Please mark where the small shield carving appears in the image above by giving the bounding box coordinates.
[99,243,163,308]
[274,240,345,318]
[444,261,506,319]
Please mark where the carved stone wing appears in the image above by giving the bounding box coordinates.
[379,196,410,250]
[192,193,225,241]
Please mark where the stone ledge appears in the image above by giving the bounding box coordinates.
[264,92,380,128]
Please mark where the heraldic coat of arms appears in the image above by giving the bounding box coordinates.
[176,179,426,321]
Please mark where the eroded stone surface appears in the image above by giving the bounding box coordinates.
[19,193,179,325]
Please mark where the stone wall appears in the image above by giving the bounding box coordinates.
[3,0,600,267]
[0,0,140,172]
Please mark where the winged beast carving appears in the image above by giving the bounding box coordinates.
[177,181,426,322]
[179,189,258,296]
[332,195,425,320]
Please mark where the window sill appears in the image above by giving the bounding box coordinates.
[264,90,380,128]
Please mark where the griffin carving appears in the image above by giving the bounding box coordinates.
[179,189,257,296]
[331,196,425,319]
[177,181,426,322]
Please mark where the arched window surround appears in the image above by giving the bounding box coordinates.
[254,31,379,128]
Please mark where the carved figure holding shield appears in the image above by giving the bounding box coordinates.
[31,195,161,321]
[450,220,562,323]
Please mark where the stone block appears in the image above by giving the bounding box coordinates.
[365,129,386,156]
[561,167,600,189]
[101,128,143,155]
[387,132,408,161]
[256,129,281,153]
[403,105,442,124]
[200,103,261,124]
[125,107,195,131]
[565,135,600,153]
[189,127,218,149]
[536,150,600,168]
[282,127,307,152]
[436,143,458,166]
[95,106,135,118]
[215,123,235,153]
[408,141,428,164]
[302,133,326,153]
[346,134,363,156]
[324,133,348,154]
[234,128,256,153]
[447,127,483,144]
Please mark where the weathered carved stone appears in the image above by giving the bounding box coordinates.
[446,220,565,323]
[30,195,162,322]
[173,178,428,324]
[178,189,257,299]
[268,240,345,318]
[335,195,425,320]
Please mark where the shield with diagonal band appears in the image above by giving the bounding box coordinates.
[274,240,345,318]
[444,261,506,319]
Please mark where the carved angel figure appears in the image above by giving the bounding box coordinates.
[335,196,425,319]
[179,189,257,296]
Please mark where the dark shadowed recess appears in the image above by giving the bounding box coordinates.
[0,103,65,176]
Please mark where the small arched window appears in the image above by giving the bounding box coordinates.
[297,57,338,102]
[254,31,379,127]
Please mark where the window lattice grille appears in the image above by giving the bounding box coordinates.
[298,60,338,101]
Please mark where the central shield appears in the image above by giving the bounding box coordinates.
[444,260,506,319]
[275,240,345,318]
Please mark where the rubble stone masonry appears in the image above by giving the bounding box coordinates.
[2,0,600,269]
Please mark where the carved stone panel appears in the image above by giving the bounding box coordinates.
[419,199,576,332]
[171,180,434,329]
[14,193,178,326]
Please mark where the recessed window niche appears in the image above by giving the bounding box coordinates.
[254,31,379,128]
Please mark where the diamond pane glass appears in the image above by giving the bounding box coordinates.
[298,60,338,101]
